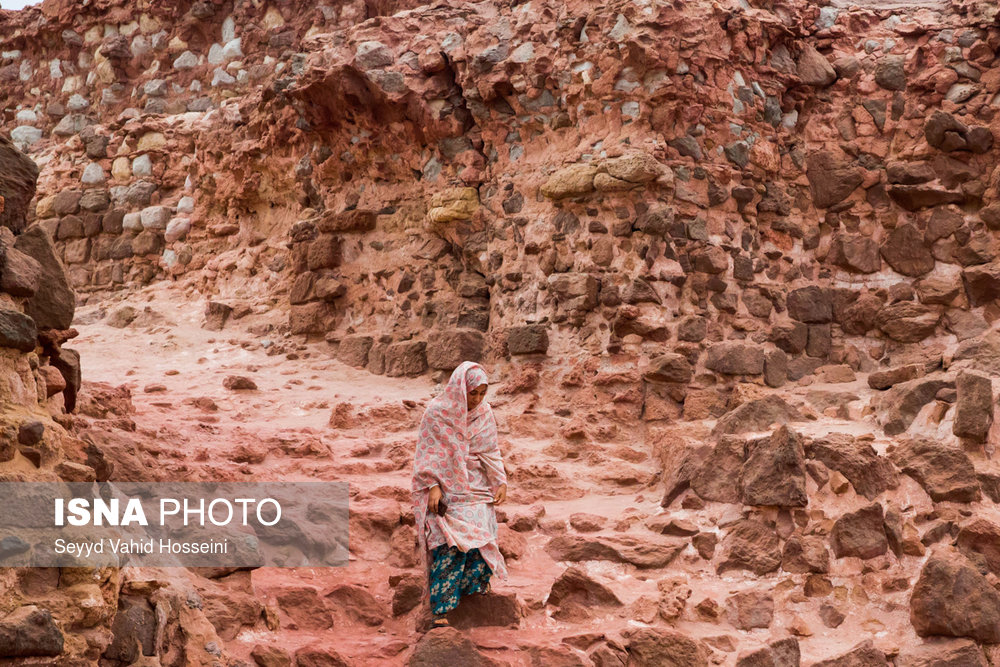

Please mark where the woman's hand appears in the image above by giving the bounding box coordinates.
[428,485,442,514]
[493,484,507,505]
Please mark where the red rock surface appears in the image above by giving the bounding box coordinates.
[1,0,1000,663]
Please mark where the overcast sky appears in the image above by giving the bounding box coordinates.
[2,0,42,9]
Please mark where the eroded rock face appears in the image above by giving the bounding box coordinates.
[4,0,1000,663]
[910,551,1000,643]
[890,438,980,503]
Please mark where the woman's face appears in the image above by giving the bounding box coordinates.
[467,383,487,410]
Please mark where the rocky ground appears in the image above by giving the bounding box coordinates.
[46,281,1000,666]
[2,0,1000,663]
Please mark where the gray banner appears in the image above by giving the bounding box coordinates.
[0,482,348,567]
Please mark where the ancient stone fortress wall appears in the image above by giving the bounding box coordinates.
[3,0,1000,400]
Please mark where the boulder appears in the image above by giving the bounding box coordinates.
[896,639,987,667]
[787,286,832,323]
[690,436,745,503]
[623,628,709,667]
[0,238,41,298]
[726,591,773,630]
[953,371,993,442]
[704,342,764,375]
[781,535,830,574]
[713,395,805,436]
[806,150,863,208]
[796,45,837,87]
[717,520,781,575]
[0,309,37,353]
[955,519,1000,577]
[644,354,693,384]
[875,303,940,343]
[425,329,484,370]
[408,627,502,666]
[384,341,427,377]
[831,503,888,559]
[910,551,1000,643]
[736,638,800,667]
[812,641,888,667]
[874,55,906,90]
[805,434,899,499]
[925,111,968,151]
[13,225,75,330]
[547,566,623,609]
[0,135,40,233]
[876,375,953,436]
[880,224,935,276]
[338,335,373,368]
[888,184,965,211]
[541,164,597,199]
[740,426,807,507]
[506,324,548,355]
[544,534,684,569]
[962,260,1000,307]
[547,273,598,311]
[770,321,808,354]
[317,209,376,233]
[0,605,64,657]
[868,364,920,390]
[828,234,881,273]
[890,438,980,502]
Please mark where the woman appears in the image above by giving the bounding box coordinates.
[412,361,508,629]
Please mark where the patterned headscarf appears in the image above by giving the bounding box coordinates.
[466,365,488,391]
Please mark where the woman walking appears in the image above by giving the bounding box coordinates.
[411,361,508,628]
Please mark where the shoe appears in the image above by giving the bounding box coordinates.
[431,616,450,628]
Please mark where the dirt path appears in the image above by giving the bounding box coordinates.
[70,283,676,665]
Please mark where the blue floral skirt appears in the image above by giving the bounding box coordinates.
[428,544,492,615]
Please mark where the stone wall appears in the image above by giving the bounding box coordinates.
[2,0,1000,402]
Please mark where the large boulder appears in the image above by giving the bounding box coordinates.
[690,436,745,503]
[962,260,1000,307]
[740,426,807,507]
[812,641,888,666]
[623,628,709,667]
[796,45,836,87]
[910,550,1000,643]
[806,149,863,208]
[547,566,623,610]
[890,438,980,502]
[547,273,598,311]
[896,639,987,667]
[506,324,548,355]
[828,234,881,273]
[0,309,36,353]
[713,395,805,436]
[0,135,40,233]
[805,434,899,499]
[880,224,935,276]
[875,303,940,343]
[876,375,953,436]
[956,519,1000,577]
[831,503,888,559]
[953,371,993,442]
[13,225,76,330]
[544,534,684,569]
[787,286,832,323]
[384,341,427,377]
[0,605,64,657]
[408,627,500,666]
[717,520,781,575]
[736,638,799,667]
[425,329,484,370]
[704,342,764,375]
[0,230,41,297]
